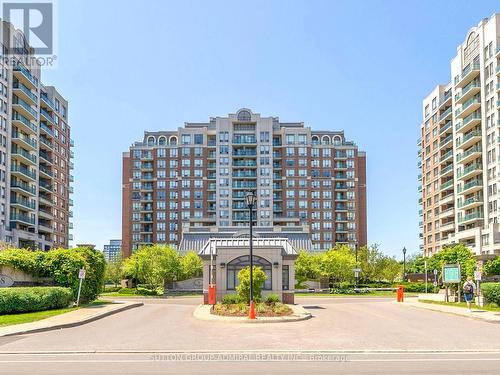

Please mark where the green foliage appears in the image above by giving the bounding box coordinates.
[180,251,203,280]
[264,294,281,304]
[236,266,267,302]
[105,259,122,287]
[0,247,105,304]
[319,245,356,282]
[0,287,73,314]
[356,244,402,283]
[399,282,428,293]
[122,244,181,290]
[433,244,476,282]
[483,257,500,276]
[481,283,500,306]
[295,251,321,285]
[221,293,242,305]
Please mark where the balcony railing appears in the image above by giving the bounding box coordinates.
[10,212,35,225]
[11,165,36,179]
[13,96,37,118]
[457,179,482,193]
[458,211,483,223]
[457,144,481,162]
[12,112,37,133]
[14,64,37,86]
[13,81,37,102]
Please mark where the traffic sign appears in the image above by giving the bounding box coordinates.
[433,281,438,287]
[78,268,86,279]
[433,269,438,275]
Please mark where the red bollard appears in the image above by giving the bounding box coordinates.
[396,285,404,302]
[208,284,216,305]
[248,301,256,319]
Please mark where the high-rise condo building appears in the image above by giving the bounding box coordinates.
[122,108,366,257]
[419,13,500,257]
[103,239,122,262]
[0,21,74,249]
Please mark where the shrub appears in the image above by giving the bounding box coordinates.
[0,247,106,304]
[236,266,267,303]
[397,282,427,293]
[0,287,73,314]
[482,283,500,306]
[265,294,281,304]
[221,294,242,305]
[484,258,500,277]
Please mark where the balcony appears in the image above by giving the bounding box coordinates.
[440,121,453,136]
[12,112,37,134]
[440,179,454,191]
[455,112,481,133]
[457,144,481,164]
[13,81,37,105]
[439,134,453,148]
[458,195,483,210]
[457,163,482,179]
[455,63,480,88]
[40,108,55,125]
[13,64,38,88]
[39,151,53,164]
[11,165,36,181]
[272,151,282,159]
[233,160,257,167]
[455,79,481,104]
[232,181,257,189]
[455,96,480,119]
[40,93,55,109]
[440,207,454,218]
[456,130,481,150]
[39,180,53,192]
[457,179,482,195]
[38,222,54,233]
[439,150,453,163]
[439,107,452,122]
[233,136,257,144]
[232,171,257,178]
[440,163,453,177]
[12,131,37,151]
[10,196,35,210]
[233,149,257,157]
[10,212,35,226]
[12,96,37,120]
[438,91,452,108]
[12,147,36,165]
[458,211,483,224]
[40,122,54,137]
[39,165,53,178]
[11,180,36,196]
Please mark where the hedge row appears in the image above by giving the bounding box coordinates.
[0,287,73,314]
[0,247,105,304]
[482,283,500,306]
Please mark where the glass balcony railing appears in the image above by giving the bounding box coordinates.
[12,147,36,163]
[440,180,454,190]
[11,180,36,195]
[439,107,452,121]
[441,164,453,174]
[232,182,257,189]
[10,212,35,225]
[457,179,482,193]
[439,134,453,147]
[10,196,35,210]
[457,163,482,178]
[40,122,54,136]
[13,81,37,102]
[40,108,55,123]
[12,131,37,148]
[12,112,37,133]
[11,164,36,179]
[14,64,37,86]
[233,171,257,178]
[457,130,481,146]
[458,211,483,223]
[457,145,481,162]
[39,180,53,191]
[440,121,453,134]
[233,160,257,167]
[455,96,480,117]
[233,136,257,144]
[12,96,37,118]
[458,196,483,209]
[40,93,55,109]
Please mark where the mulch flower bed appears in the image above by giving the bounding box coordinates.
[211,302,293,317]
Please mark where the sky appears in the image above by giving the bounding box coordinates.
[40,0,499,259]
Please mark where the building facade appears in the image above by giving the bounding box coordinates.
[0,21,73,250]
[419,14,500,257]
[103,239,122,262]
[122,108,366,257]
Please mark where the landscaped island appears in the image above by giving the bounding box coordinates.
[211,294,293,317]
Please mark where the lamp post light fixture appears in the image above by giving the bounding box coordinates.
[245,190,257,319]
[402,247,407,281]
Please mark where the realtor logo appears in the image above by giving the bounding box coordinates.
[2,1,54,55]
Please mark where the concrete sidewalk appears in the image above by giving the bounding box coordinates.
[398,298,500,323]
[0,300,143,337]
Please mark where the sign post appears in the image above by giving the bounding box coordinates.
[76,268,86,306]
[424,261,428,293]
[474,269,482,307]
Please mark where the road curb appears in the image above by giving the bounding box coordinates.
[395,300,500,324]
[193,304,312,323]
[2,302,144,337]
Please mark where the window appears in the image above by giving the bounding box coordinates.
[282,265,289,290]
[181,134,191,145]
[226,255,272,290]
[194,134,203,145]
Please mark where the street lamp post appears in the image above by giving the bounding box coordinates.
[245,191,257,319]
[403,247,407,281]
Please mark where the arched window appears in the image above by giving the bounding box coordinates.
[311,136,320,145]
[158,136,166,145]
[226,255,272,290]
[333,135,342,145]
[322,135,331,145]
[146,136,155,146]
[169,136,178,145]
[237,110,252,122]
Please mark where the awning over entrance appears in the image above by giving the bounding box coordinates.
[198,237,299,258]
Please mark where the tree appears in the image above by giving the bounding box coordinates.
[122,245,181,290]
[105,259,122,287]
[236,266,267,302]
[380,256,403,283]
[356,244,389,282]
[319,245,356,283]
[431,244,476,282]
[294,251,321,286]
[483,256,500,276]
[180,251,203,280]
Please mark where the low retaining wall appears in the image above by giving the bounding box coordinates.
[0,266,54,287]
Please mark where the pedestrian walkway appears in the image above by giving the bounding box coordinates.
[399,298,500,323]
[0,300,143,337]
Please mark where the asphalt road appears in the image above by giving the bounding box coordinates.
[1,296,500,374]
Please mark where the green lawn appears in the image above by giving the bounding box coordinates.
[295,291,419,298]
[0,300,111,327]
[418,299,500,312]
